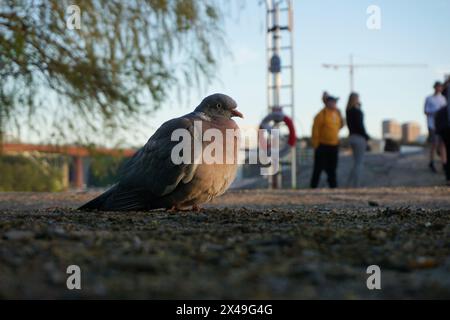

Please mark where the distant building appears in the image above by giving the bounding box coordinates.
[382,120,402,141]
[402,122,421,143]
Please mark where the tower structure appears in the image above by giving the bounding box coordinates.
[265,0,296,189]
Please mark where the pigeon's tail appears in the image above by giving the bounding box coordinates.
[78,186,116,211]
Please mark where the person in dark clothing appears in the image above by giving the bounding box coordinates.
[311,144,339,188]
[424,81,447,173]
[346,93,370,187]
[435,76,450,186]
[346,93,370,140]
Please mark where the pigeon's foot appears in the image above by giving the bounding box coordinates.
[166,206,181,213]
[192,205,201,212]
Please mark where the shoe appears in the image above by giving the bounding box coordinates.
[429,161,437,173]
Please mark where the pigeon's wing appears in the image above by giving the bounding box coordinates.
[101,116,200,210]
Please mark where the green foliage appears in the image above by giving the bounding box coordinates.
[0,0,225,144]
[88,154,128,187]
[0,155,63,192]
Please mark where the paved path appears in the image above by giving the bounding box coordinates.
[0,188,449,299]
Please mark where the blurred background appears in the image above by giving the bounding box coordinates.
[1,0,449,191]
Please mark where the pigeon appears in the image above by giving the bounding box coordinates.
[79,93,243,211]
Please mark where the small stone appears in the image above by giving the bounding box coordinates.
[133,236,142,249]
[200,243,225,252]
[368,201,380,207]
[368,229,387,240]
[409,257,438,269]
[3,230,35,241]
[402,240,414,251]
[50,227,66,237]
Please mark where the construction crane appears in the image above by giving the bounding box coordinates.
[323,55,427,92]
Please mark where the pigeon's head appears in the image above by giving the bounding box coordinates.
[195,94,243,119]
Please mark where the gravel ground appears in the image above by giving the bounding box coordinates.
[0,188,449,299]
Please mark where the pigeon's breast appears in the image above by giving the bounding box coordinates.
[199,117,240,197]
[182,130,240,206]
[194,162,238,197]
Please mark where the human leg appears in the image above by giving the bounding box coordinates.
[310,146,324,188]
[325,146,339,188]
[351,136,367,188]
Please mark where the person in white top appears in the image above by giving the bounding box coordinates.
[424,81,447,173]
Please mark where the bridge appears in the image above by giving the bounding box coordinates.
[2,143,136,189]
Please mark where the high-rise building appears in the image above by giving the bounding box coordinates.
[382,120,402,140]
[402,122,421,143]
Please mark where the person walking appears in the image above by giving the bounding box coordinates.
[346,93,370,188]
[424,81,447,173]
[310,95,344,188]
[435,77,450,186]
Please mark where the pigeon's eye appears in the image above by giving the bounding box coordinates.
[216,103,222,109]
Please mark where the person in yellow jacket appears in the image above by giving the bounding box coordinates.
[310,95,344,188]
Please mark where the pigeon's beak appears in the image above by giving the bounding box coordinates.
[231,109,244,119]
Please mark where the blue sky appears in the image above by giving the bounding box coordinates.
[14,0,450,146]
[146,0,450,144]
